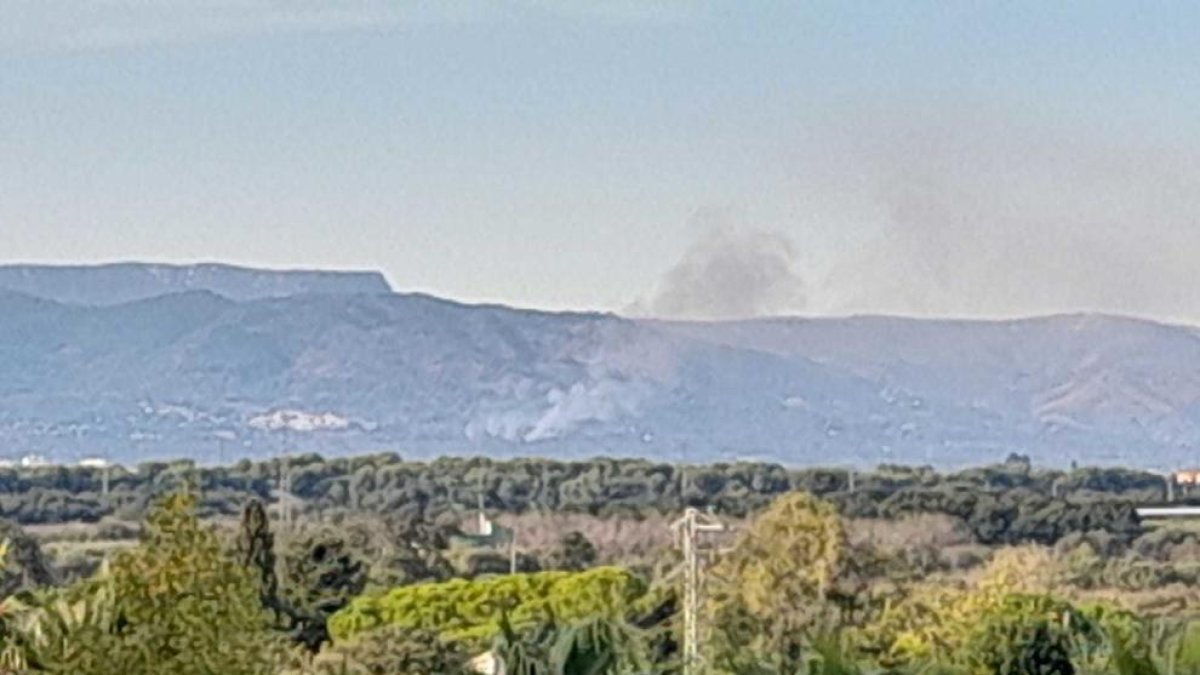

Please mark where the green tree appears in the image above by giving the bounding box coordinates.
[0,520,55,597]
[278,534,369,651]
[961,594,1077,675]
[236,500,280,619]
[20,491,281,674]
[235,501,368,652]
[706,492,866,672]
[546,532,598,572]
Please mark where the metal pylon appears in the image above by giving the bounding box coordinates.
[670,507,726,675]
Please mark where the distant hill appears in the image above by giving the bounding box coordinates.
[653,315,1200,468]
[0,278,1199,470]
[0,263,391,305]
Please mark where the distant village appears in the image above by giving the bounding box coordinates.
[0,454,113,469]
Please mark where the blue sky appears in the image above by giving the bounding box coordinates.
[4,2,1200,321]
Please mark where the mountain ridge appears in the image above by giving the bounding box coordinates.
[1,266,1197,470]
[0,262,393,306]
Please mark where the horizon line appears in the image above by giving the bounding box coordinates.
[1,258,1195,329]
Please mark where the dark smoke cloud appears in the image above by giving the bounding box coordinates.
[633,107,1200,324]
[630,209,806,320]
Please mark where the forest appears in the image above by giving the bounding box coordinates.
[0,452,1197,674]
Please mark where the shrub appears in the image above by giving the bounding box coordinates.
[327,566,647,644]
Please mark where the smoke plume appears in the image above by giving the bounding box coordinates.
[809,107,1200,323]
[631,209,807,320]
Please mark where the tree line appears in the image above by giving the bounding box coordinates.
[0,453,1159,546]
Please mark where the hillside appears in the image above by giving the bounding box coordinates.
[656,315,1200,466]
[0,279,1199,469]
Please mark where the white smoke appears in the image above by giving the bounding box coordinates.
[464,376,654,444]
[463,320,677,443]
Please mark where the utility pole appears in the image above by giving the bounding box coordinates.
[213,430,236,468]
[671,507,726,675]
[677,441,690,499]
[281,455,291,532]
[276,433,292,535]
[98,450,110,498]
[509,526,518,575]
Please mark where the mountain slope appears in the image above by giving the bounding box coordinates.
[656,315,1200,466]
[1,288,1199,468]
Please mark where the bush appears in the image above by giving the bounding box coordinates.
[327,566,648,645]
[305,627,471,675]
[545,531,598,572]
[961,594,1077,675]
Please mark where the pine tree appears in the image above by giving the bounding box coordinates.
[236,501,367,652]
[237,500,280,621]
[278,534,368,652]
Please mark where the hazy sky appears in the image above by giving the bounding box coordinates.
[4,2,1200,322]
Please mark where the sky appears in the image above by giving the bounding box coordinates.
[3,1,1200,322]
